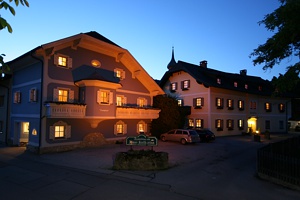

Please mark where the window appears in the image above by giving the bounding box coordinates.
[279,120,284,130]
[114,68,125,80]
[250,101,257,109]
[137,97,147,107]
[29,88,37,102]
[234,82,238,87]
[215,119,223,131]
[49,121,71,140]
[216,98,223,109]
[195,119,204,128]
[54,54,72,68]
[265,120,271,130]
[278,103,285,112]
[97,90,113,105]
[193,97,204,108]
[178,99,183,107]
[265,102,272,112]
[227,99,234,110]
[0,121,3,134]
[217,78,221,84]
[170,82,177,92]
[14,91,21,104]
[238,119,244,130]
[188,119,194,128]
[0,95,4,107]
[238,100,244,110]
[258,86,262,91]
[137,121,147,134]
[116,95,126,106]
[53,88,74,103]
[227,119,234,130]
[181,80,190,90]
[114,120,127,135]
[245,84,248,89]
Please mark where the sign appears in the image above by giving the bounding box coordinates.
[126,134,158,146]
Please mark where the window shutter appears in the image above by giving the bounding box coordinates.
[28,90,31,102]
[49,126,55,140]
[181,81,184,89]
[124,124,127,134]
[67,57,73,68]
[114,124,117,135]
[201,98,204,106]
[69,90,74,103]
[53,88,59,101]
[109,92,113,105]
[123,97,127,106]
[193,98,196,107]
[144,123,148,133]
[54,54,58,65]
[33,89,37,102]
[65,125,71,138]
[97,90,101,104]
[122,70,125,79]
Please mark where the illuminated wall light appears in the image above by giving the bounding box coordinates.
[91,60,101,67]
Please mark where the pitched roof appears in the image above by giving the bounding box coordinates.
[160,60,274,96]
[84,31,120,47]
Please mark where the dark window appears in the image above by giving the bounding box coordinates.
[265,120,271,130]
[227,119,234,130]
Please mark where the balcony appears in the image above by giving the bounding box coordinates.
[116,106,160,119]
[45,102,86,118]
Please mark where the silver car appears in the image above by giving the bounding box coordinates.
[160,129,200,144]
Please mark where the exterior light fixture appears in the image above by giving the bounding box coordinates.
[91,59,101,67]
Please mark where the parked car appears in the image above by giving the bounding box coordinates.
[160,129,200,145]
[194,129,215,142]
[295,126,300,132]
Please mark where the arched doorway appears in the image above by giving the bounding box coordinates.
[247,117,257,134]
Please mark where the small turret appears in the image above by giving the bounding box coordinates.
[167,47,177,70]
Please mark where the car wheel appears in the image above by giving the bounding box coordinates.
[161,136,166,142]
[181,139,187,145]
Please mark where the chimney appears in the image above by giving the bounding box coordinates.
[200,60,207,68]
[240,69,247,76]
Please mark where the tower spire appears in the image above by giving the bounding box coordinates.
[167,46,177,70]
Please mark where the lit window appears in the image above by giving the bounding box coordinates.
[14,91,21,104]
[250,101,257,109]
[29,88,37,102]
[227,119,234,130]
[178,99,183,107]
[114,120,127,135]
[181,80,190,90]
[195,119,204,128]
[137,97,147,107]
[238,119,244,130]
[227,99,234,110]
[97,90,112,105]
[245,84,248,89]
[58,89,68,102]
[238,100,244,110]
[116,95,126,106]
[217,78,221,84]
[188,119,194,128]
[55,125,65,138]
[194,97,204,108]
[265,102,272,112]
[58,56,67,67]
[54,54,72,68]
[215,119,223,131]
[114,68,125,80]
[279,103,285,112]
[234,82,238,87]
[137,120,147,134]
[170,82,177,92]
[216,98,223,109]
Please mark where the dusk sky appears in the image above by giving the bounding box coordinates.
[1,0,296,81]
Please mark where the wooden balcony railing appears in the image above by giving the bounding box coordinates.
[116,106,160,119]
[45,102,86,118]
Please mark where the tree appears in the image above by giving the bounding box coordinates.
[250,0,300,70]
[150,95,187,137]
[0,0,29,75]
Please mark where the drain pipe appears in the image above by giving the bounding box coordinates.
[30,50,44,154]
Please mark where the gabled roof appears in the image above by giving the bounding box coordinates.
[160,60,274,96]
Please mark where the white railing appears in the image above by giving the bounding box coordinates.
[45,103,86,118]
[116,107,160,119]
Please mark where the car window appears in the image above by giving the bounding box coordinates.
[168,130,175,134]
[182,131,188,135]
[176,130,183,135]
[189,130,198,135]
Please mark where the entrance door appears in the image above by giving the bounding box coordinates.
[247,117,257,134]
[20,122,29,145]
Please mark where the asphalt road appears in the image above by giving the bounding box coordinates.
[0,134,300,199]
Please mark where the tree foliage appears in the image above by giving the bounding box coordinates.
[150,95,186,137]
[0,0,29,76]
[250,0,299,70]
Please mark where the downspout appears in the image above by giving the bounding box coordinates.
[30,50,44,153]
[0,82,9,145]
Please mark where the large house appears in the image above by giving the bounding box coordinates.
[160,49,290,136]
[1,31,164,153]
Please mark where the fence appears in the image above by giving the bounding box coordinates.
[257,136,300,190]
